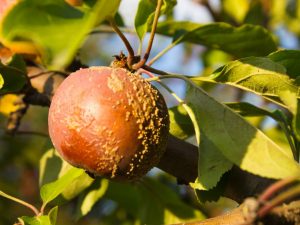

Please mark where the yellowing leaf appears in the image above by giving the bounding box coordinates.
[223,0,250,23]
[0,94,18,115]
[0,73,3,89]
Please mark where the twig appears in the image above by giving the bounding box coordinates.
[15,130,49,137]
[0,191,40,216]
[108,18,135,67]
[258,176,298,202]
[142,64,170,75]
[258,184,300,218]
[29,70,68,80]
[132,0,163,70]
[91,25,136,35]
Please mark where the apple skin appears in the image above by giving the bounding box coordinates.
[48,66,169,180]
[0,0,17,20]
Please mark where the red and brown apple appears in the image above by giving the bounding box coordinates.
[48,67,169,180]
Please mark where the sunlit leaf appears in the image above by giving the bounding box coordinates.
[0,0,121,69]
[135,0,176,41]
[223,0,249,23]
[264,126,295,159]
[191,132,233,191]
[271,0,286,23]
[40,167,84,205]
[180,78,300,179]
[279,90,300,141]
[207,57,299,107]
[156,22,277,57]
[61,171,94,200]
[194,173,229,202]
[268,50,300,79]
[19,216,53,225]
[39,149,93,201]
[48,206,58,225]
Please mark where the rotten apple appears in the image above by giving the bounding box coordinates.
[48,66,169,180]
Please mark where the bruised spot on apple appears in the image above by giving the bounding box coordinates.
[48,66,169,180]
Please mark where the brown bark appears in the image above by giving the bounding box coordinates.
[173,200,300,225]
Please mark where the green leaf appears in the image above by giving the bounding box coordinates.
[208,57,299,107]
[40,167,84,205]
[48,206,58,225]
[61,171,94,200]
[279,91,298,115]
[0,61,27,94]
[268,50,300,79]
[39,149,64,186]
[191,133,233,191]
[225,103,297,155]
[156,22,277,57]
[105,179,204,224]
[105,181,141,217]
[225,102,275,118]
[279,90,300,141]
[244,1,266,25]
[222,0,249,23]
[135,0,176,41]
[7,54,27,73]
[19,216,53,225]
[194,172,229,202]
[1,0,121,69]
[138,178,205,224]
[39,149,93,201]
[76,179,109,219]
[182,79,300,179]
[169,104,194,139]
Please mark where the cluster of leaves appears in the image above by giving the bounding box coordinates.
[1,0,300,224]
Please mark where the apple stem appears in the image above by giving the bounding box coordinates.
[258,183,300,218]
[137,68,155,78]
[109,18,135,66]
[258,176,298,203]
[132,0,163,70]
